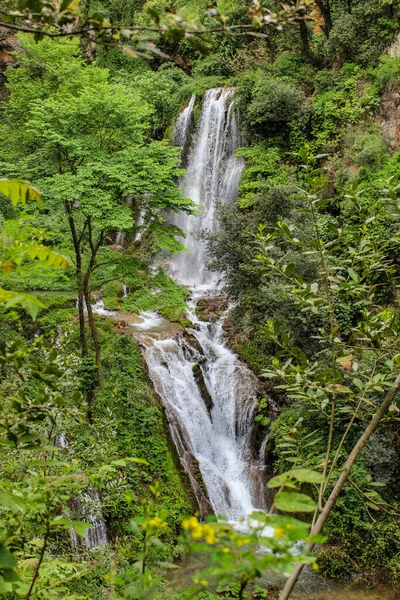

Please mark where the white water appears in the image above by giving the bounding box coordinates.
[169,88,244,287]
[59,435,108,549]
[70,490,108,550]
[141,297,264,521]
[136,89,267,522]
[174,94,196,151]
[131,311,164,331]
[91,299,116,317]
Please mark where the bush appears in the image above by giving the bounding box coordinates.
[102,280,123,298]
[237,71,306,136]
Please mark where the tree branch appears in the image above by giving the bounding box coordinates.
[25,524,50,600]
[278,372,400,600]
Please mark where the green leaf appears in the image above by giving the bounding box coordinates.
[146,7,160,24]
[0,288,45,320]
[71,521,93,537]
[284,263,296,276]
[0,576,11,594]
[0,491,26,512]
[125,457,149,465]
[348,268,359,282]
[274,492,317,513]
[0,178,41,206]
[290,469,324,484]
[0,544,17,570]
[267,472,291,488]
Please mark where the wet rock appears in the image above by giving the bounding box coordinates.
[182,331,204,356]
[195,296,229,322]
[192,363,214,415]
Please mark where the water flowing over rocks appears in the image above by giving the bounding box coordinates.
[134,88,270,523]
[59,435,108,550]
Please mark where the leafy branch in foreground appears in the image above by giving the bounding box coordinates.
[254,145,400,599]
[164,470,324,600]
[0,179,70,319]
[0,0,309,59]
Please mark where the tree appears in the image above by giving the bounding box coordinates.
[254,146,400,598]
[0,37,193,393]
[314,0,333,37]
[0,0,309,60]
[0,178,70,318]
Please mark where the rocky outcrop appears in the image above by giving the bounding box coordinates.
[376,81,400,151]
[0,28,21,99]
[195,296,228,322]
[192,362,214,415]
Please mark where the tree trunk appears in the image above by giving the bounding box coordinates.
[278,373,400,600]
[77,289,86,354]
[290,0,310,54]
[314,0,333,37]
[83,218,104,389]
[65,202,87,356]
[83,284,102,388]
[299,20,310,54]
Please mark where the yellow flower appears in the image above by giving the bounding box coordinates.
[202,524,216,544]
[149,517,162,527]
[191,527,203,540]
[182,516,199,530]
[222,547,230,553]
[200,580,208,586]
[274,528,285,538]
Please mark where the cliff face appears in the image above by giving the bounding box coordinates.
[0,28,20,99]
[377,81,400,151]
[376,33,400,151]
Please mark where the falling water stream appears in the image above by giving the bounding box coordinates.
[132,89,268,522]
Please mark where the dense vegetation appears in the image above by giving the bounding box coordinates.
[2,0,400,598]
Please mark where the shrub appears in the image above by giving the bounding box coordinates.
[237,71,306,136]
[102,280,123,298]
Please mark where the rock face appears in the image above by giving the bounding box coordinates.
[0,29,21,99]
[192,362,214,415]
[388,32,400,58]
[195,296,229,322]
[376,81,400,151]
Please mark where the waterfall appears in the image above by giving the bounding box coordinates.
[174,95,196,151]
[59,435,108,549]
[133,89,267,523]
[70,490,108,550]
[169,88,244,287]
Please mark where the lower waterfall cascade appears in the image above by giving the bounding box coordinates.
[131,88,269,523]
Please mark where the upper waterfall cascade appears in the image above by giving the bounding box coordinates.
[170,88,244,287]
[132,88,267,522]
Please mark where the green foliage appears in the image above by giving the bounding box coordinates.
[123,269,188,323]
[237,70,306,136]
[2,0,400,593]
[236,145,290,208]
